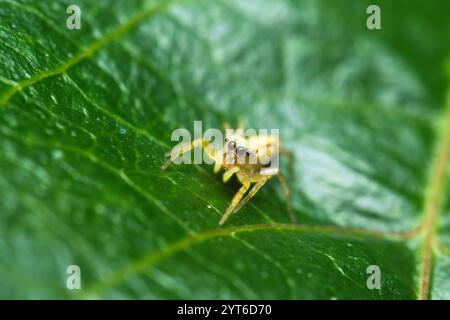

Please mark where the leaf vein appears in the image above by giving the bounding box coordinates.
[0,0,187,108]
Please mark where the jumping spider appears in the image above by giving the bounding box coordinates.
[162,124,295,225]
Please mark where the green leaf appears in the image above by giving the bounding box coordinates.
[0,0,449,299]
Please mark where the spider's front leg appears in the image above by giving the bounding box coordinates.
[161,138,216,170]
[232,176,270,214]
[222,167,239,183]
[219,181,250,225]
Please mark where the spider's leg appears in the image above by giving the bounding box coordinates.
[277,171,296,223]
[219,182,250,225]
[280,146,295,179]
[222,167,239,183]
[203,140,218,163]
[214,152,224,173]
[232,177,269,214]
[162,138,211,170]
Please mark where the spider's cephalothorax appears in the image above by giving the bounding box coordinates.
[162,125,295,225]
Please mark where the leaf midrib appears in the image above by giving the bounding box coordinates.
[418,83,450,299]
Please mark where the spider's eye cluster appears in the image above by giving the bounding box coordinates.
[227,141,236,151]
[236,146,246,157]
[225,139,251,159]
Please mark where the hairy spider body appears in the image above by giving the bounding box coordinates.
[162,126,295,225]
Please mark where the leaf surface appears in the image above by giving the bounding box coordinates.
[0,0,450,299]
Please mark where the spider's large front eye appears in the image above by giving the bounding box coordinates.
[236,146,246,157]
[227,141,236,151]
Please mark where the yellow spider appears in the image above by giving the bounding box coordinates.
[162,124,295,225]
